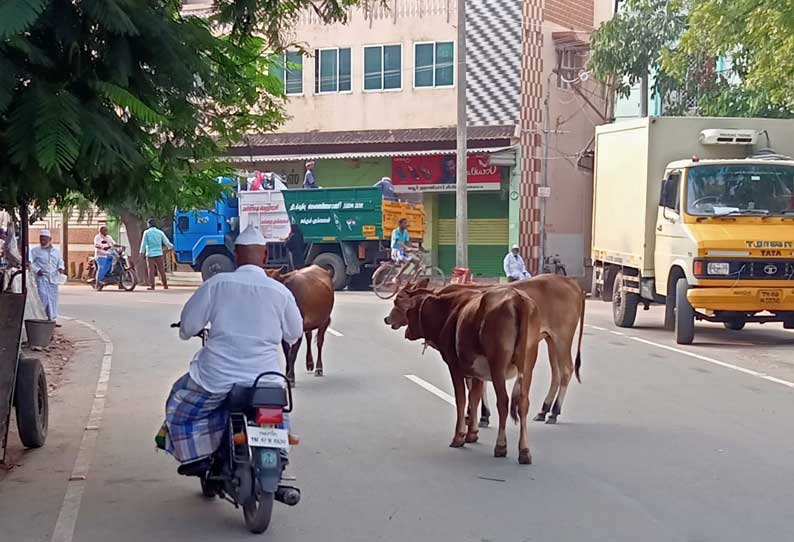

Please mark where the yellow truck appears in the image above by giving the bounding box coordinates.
[591,117,794,344]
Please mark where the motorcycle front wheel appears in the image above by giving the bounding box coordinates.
[243,491,275,534]
[121,268,137,291]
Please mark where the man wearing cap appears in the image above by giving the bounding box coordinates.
[161,225,304,474]
[504,244,531,282]
[29,230,65,322]
[303,161,318,189]
[374,176,396,200]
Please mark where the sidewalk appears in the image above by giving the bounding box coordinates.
[165,271,202,288]
[0,319,104,541]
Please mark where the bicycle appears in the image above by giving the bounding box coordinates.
[371,248,445,300]
[542,254,567,276]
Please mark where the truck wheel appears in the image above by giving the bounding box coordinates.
[313,253,348,290]
[601,267,615,302]
[15,356,48,448]
[675,278,695,345]
[724,320,745,331]
[612,272,638,328]
[200,254,234,281]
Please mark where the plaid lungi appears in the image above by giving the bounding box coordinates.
[163,373,228,463]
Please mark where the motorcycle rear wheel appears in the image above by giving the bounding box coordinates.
[243,491,275,534]
[121,268,137,291]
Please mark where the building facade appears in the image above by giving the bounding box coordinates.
[221,0,613,281]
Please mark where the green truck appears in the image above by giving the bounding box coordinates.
[282,187,426,290]
[175,185,425,291]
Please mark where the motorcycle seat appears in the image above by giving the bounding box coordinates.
[227,382,288,410]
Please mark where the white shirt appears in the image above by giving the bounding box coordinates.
[30,245,64,283]
[503,252,531,280]
[179,265,304,393]
[94,233,115,257]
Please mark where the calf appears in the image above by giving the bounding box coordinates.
[386,287,543,464]
[411,274,585,424]
[267,265,334,383]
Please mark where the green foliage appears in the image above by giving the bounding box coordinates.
[674,0,794,111]
[590,0,689,98]
[0,0,367,214]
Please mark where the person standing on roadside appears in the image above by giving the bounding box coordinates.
[29,230,65,322]
[93,225,115,287]
[303,161,318,189]
[140,218,173,290]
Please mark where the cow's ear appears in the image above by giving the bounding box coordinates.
[415,277,430,289]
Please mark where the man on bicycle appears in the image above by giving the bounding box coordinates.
[391,218,415,271]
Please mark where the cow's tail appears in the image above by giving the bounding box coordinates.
[574,288,585,383]
[509,293,534,424]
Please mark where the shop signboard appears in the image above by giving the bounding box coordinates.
[391,154,501,193]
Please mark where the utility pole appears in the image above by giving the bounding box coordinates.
[455,0,468,268]
[539,76,551,274]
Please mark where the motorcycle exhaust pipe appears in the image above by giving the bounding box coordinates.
[276,486,301,506]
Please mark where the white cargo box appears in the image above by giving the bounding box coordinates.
[592,116,794,276]
[238,190,291,243]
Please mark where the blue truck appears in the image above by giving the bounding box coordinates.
[172,178,426,290]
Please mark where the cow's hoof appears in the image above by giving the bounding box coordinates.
[478,416,490,428]
[465,431,479,443]
[306,362,314,372]
[518,449,532,465]
[494,444,508,458]
[314,368,324,377]
[287,375,296,387]
[545,416,558,425]
[450,434,466,448]
[533,413,546,422]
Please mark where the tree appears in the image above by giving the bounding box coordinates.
[673,0,794,111]
[0,0,366,280]
[589,0,689,113]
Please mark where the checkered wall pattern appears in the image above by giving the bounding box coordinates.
[466,0,522,127]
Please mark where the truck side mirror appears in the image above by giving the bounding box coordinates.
[660,178,677,210]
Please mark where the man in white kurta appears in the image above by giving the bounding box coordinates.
[503,244,531,282]
[163,225,304,469]
[29,230,65,321]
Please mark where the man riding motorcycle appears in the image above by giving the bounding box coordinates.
[160,224,304,475]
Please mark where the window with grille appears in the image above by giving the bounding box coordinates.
[414,41,454,88]
[364,44,402,91]
[314,48,352,94]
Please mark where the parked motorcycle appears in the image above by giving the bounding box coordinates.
[167,323,301,534]
[95,245,137,291]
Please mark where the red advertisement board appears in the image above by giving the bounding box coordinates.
[391,154,501,193]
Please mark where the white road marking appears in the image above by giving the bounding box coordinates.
[404,374,455,406]
[584,324,794,390]
[589,325,607,331]
[51,318,114,542]
[609,330,625,336]
[327,328,344,337]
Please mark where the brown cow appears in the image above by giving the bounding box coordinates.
[267,265,334,383]
[385,287,542,464]
[411,274,585,424]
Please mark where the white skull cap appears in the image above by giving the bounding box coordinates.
[40,229,52,238]
[234,224,267,246]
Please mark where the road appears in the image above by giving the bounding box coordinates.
[2,283,794,542]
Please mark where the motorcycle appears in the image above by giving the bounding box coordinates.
[168,323,301,534]
[95,245,137,291]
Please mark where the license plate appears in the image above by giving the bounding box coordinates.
[759,289,783,304]
[247,426,289,449]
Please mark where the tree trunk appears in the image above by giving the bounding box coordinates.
[119,209,149,285]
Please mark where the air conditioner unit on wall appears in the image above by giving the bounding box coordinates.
[699,129,758,146]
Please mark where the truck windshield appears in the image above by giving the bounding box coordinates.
[686,164,794,216]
